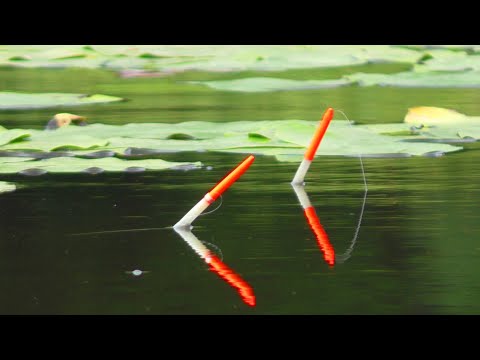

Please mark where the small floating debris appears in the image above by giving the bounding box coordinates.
[125,269,150,276]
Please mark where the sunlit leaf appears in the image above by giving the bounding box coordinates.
[0,92,124,110]
[404,106,470,125]
[361,107,480,141]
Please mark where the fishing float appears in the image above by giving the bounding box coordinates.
[291,183,335,266]
[173,155,255,229]
[291,107,334,185]
[173,226,256,307]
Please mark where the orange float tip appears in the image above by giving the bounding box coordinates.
[207,155,255,201]
[304,107,334,161]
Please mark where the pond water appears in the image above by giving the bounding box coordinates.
[1,64,480,314]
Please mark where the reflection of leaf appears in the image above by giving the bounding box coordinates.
[0,92,123,110]
[0,181,16,194]
[0,157,202,174]
[190,77,351,92]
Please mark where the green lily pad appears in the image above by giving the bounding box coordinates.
[0,181,16,193]
[0,129,31,146]
[2,128,108,151]
[0,45,425,72]
[0,119,466,163]
[413,49,480,72]
[345,71,480,88]
[0,157,202,174]
[0,92,124,110]
[189,77,351,92]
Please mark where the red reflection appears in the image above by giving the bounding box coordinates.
[304,206,335,266]
[207,254,256,307]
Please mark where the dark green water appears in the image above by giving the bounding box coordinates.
[1,66,480,314]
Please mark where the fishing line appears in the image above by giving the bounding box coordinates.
[69,226,173,236]
[202,238,224,261]
[199,195,223,216]
[335,109,368,264]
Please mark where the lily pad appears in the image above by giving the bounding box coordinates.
[0,129,31,146]
[0,118,466,163]
[189,77,351,92]
[0,181,16,194]
[413,49,480,72]
[2,128,108,151]
[0,157,202,174]
[0,92,124,110]
[345,71,480,88]
[0,45,426,73]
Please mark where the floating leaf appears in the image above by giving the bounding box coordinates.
[0,129,31,146]
[0,92,124,110]
[413,49,480,72]
[404,106,470,126]
[0,45,425,72]
[0,181,16,193]
[345,71,480,88]
[0,119,465,162]
[2,128,108,151]
[361,107,480,141]
[189,77,351,92]
[0,157,202,174]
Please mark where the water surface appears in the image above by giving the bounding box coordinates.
[1,65,479,314]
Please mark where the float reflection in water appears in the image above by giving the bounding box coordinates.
[173,227,256,307]
[291,183,335,266]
